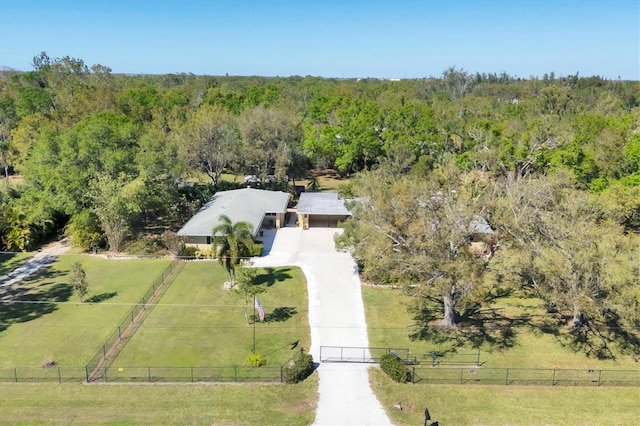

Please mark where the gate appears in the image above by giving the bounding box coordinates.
[319,346,412,363]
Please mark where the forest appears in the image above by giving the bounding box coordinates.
[1,53,639,357]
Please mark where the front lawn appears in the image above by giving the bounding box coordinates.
[113,262,312,368]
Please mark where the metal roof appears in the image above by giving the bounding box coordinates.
[177,188,290,237]
[297,192,352,216]
[469,215,494,234]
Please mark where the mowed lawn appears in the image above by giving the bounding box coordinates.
[0,254,171,367]
[114,261,311,367]
[0,380,317,425]
[362,286,639,370]
[364,286,640,425]
[371,369,640,425]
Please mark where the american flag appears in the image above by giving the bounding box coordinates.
[254,297,265,322]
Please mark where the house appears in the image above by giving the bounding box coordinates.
[177,188,290,249]
[469,215,497,260]
[296,192,352,229]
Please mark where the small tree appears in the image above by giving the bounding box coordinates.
[72,262,89,302]
[231,262,265,324]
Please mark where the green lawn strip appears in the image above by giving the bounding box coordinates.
[0,379,317,425]
[0,255,171,368]
[0,252,33,276]
[362,286,639,370]
[113,262,312,369]
[370,368,640,425]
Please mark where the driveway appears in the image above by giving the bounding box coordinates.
[0,240,71,288]
[253,227,392,425]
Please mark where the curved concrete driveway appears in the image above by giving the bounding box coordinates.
[253,227,391,426]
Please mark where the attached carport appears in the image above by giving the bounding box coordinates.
[296,192,352,229]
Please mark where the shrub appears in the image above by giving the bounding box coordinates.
[180,246,198,257]
[283,351,315,384]
[245,353,266,367]
[380,353,410,383]
[251,241,264,256]
[195,248,213,259]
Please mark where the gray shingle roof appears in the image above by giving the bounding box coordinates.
[177,188,290,237]
[297,192,352,216]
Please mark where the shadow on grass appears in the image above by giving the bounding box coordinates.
[254,267,293,287]
[408,287,522,353]
[264,306,298,323]
[0,252,27,276]
[0,283,73,332]
[410,288,640,361]
[86,292,118,304]
[538,310,640,360]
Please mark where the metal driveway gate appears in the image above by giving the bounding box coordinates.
[319,346,411,363]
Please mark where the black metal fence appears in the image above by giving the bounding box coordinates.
[84,259,184,379]
[0,365,285,383]
[409,366,640,387]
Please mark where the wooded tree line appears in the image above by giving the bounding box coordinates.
[0,54,638,355]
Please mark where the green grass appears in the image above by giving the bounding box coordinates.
[0,254,171,367]
[113,262,311,368]
[370,368,640,425]
[362,286,639,370]
[0,379,317,425]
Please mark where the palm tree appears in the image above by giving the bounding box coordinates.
[212,214,254,286]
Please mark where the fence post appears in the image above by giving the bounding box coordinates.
[234,366,238,382]
[103,345,106,358]
[14,367,17,383]
[58,366,61,383]
[412,366,416,384]
[104,367,108,383]
[148,367,151,382]
[431,352,436,367]
[85,365,89,382]
[118,326,121,340]
[598,370,602,386]
[191,367,194,382]
[476,350,481,367]
[505,368,509,385]
[280,365,284,383]
[552,369,556,386]
[460,368,464,384]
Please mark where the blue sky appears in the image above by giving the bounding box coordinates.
[1,0,638,79]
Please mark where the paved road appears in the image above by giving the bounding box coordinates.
[253,227,392,426]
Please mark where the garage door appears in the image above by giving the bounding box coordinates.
[308,215,349,228]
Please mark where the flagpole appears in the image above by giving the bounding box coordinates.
[252,295,256,353]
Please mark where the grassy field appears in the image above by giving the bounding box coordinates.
[364,285,640,424]
[362,286,639,370]
[0,379,317,425]
[113,262,312,368]
[370,368,640,425]
[0,254,171,367]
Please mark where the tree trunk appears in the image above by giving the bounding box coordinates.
[572,304,585,328]
[442,290,457,328]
